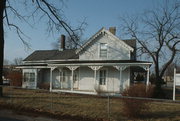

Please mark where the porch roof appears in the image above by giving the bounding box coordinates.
[47,60,152,67]
[48,60,151,64]
[18,60,152,69]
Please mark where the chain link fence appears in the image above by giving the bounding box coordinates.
[0,85,180,121]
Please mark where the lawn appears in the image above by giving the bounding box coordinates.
[0,87,180,121]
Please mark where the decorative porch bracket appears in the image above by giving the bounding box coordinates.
[50,67,57,92]
[66,66,79,91]
[137,65,150,86]
[88,66,103,92]
[113,65,128,71]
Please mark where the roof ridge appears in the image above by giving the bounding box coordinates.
[122,39,136,41]
[35,48,77,52]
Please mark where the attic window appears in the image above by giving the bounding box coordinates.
[100,43,107,58]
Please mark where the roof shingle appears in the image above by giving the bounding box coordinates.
[24,49,78,61]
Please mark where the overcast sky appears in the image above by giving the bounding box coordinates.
[4,0,166,62]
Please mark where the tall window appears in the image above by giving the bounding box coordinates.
[99,70,106,85]
[24,73,35,82]
[73,72,79,82]
[100,43,107,58]
[60,71,66,82]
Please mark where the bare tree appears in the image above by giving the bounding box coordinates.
[51,35,86,50]
[13,57,23,65]
[51,35,78,50]
[3,59,10,65]
[121,1,180,93]
[0,0,86,97]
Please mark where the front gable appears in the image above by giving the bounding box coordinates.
[77,28,134,60]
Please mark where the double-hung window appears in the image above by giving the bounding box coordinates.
[99,70,106,85]
[24,73,35,82]
[100,43,107,58]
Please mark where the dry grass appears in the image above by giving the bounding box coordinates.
[0,87,180,121]
[121,84,154,118]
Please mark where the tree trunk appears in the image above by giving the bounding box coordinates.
[0,0,6,97]
[153,57,166,98]
[154,57,161,87]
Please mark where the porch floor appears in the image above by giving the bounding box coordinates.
[51,89,121,96]
[52,89,97,95]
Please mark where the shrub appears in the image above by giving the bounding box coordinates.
[7,71,22,86]
[38,83,50,90]
[122,84,154,118]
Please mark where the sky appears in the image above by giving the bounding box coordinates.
[4,0,165,62]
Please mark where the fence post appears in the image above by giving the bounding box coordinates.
[107,93,110,121]
[173,68,176,101]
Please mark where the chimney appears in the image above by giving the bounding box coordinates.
[109,27,116,35]
[59,34,65,51]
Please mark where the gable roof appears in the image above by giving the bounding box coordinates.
[76,27,134,54]
[122,39,136,49]
[24,49,78,61]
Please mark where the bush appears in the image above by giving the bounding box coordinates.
[38,83,50,90]
[122,84,154,118]
[7,71,22,86]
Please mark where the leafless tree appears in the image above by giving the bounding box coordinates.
[121,1,180,91]
[3,59,10,65]
[13,57,23,65]
[51,35,79,50]
[51,34,86,50]
[0,0,86,96]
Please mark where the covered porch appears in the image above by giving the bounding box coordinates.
[48,60,151,94]
[20,60,151,95]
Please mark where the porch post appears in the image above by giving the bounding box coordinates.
[119,68,122,92]
[50,67,56,92]
[94,70,97,89]
[34,69,38,89]
[146,67,150,86]
[66,66,79,91]
[50,68,53,92]
[88,66,102,92]
[113,66,127,92]
[71,69,74,91]
[58,68,62,89]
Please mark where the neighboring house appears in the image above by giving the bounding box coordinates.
[19,27,152,95]
[3,65,21,85]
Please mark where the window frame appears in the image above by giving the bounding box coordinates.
[99,69,107,85]
[24,72,35,82]
[99,43,108,58]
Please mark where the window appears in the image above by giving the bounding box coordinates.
[73,73,79,82]
[60,71,66,82]
[99,70,106,85]
[24,73,35,82]
[100,43,107,58]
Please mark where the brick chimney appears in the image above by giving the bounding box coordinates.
[109,27,116,35]
[59,34,65,51]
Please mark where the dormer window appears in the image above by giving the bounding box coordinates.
[100,43,107,58]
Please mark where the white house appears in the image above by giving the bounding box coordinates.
[19,27,152,95]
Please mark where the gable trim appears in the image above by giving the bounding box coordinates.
[76,28,134,54]
[76,27,105,54]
